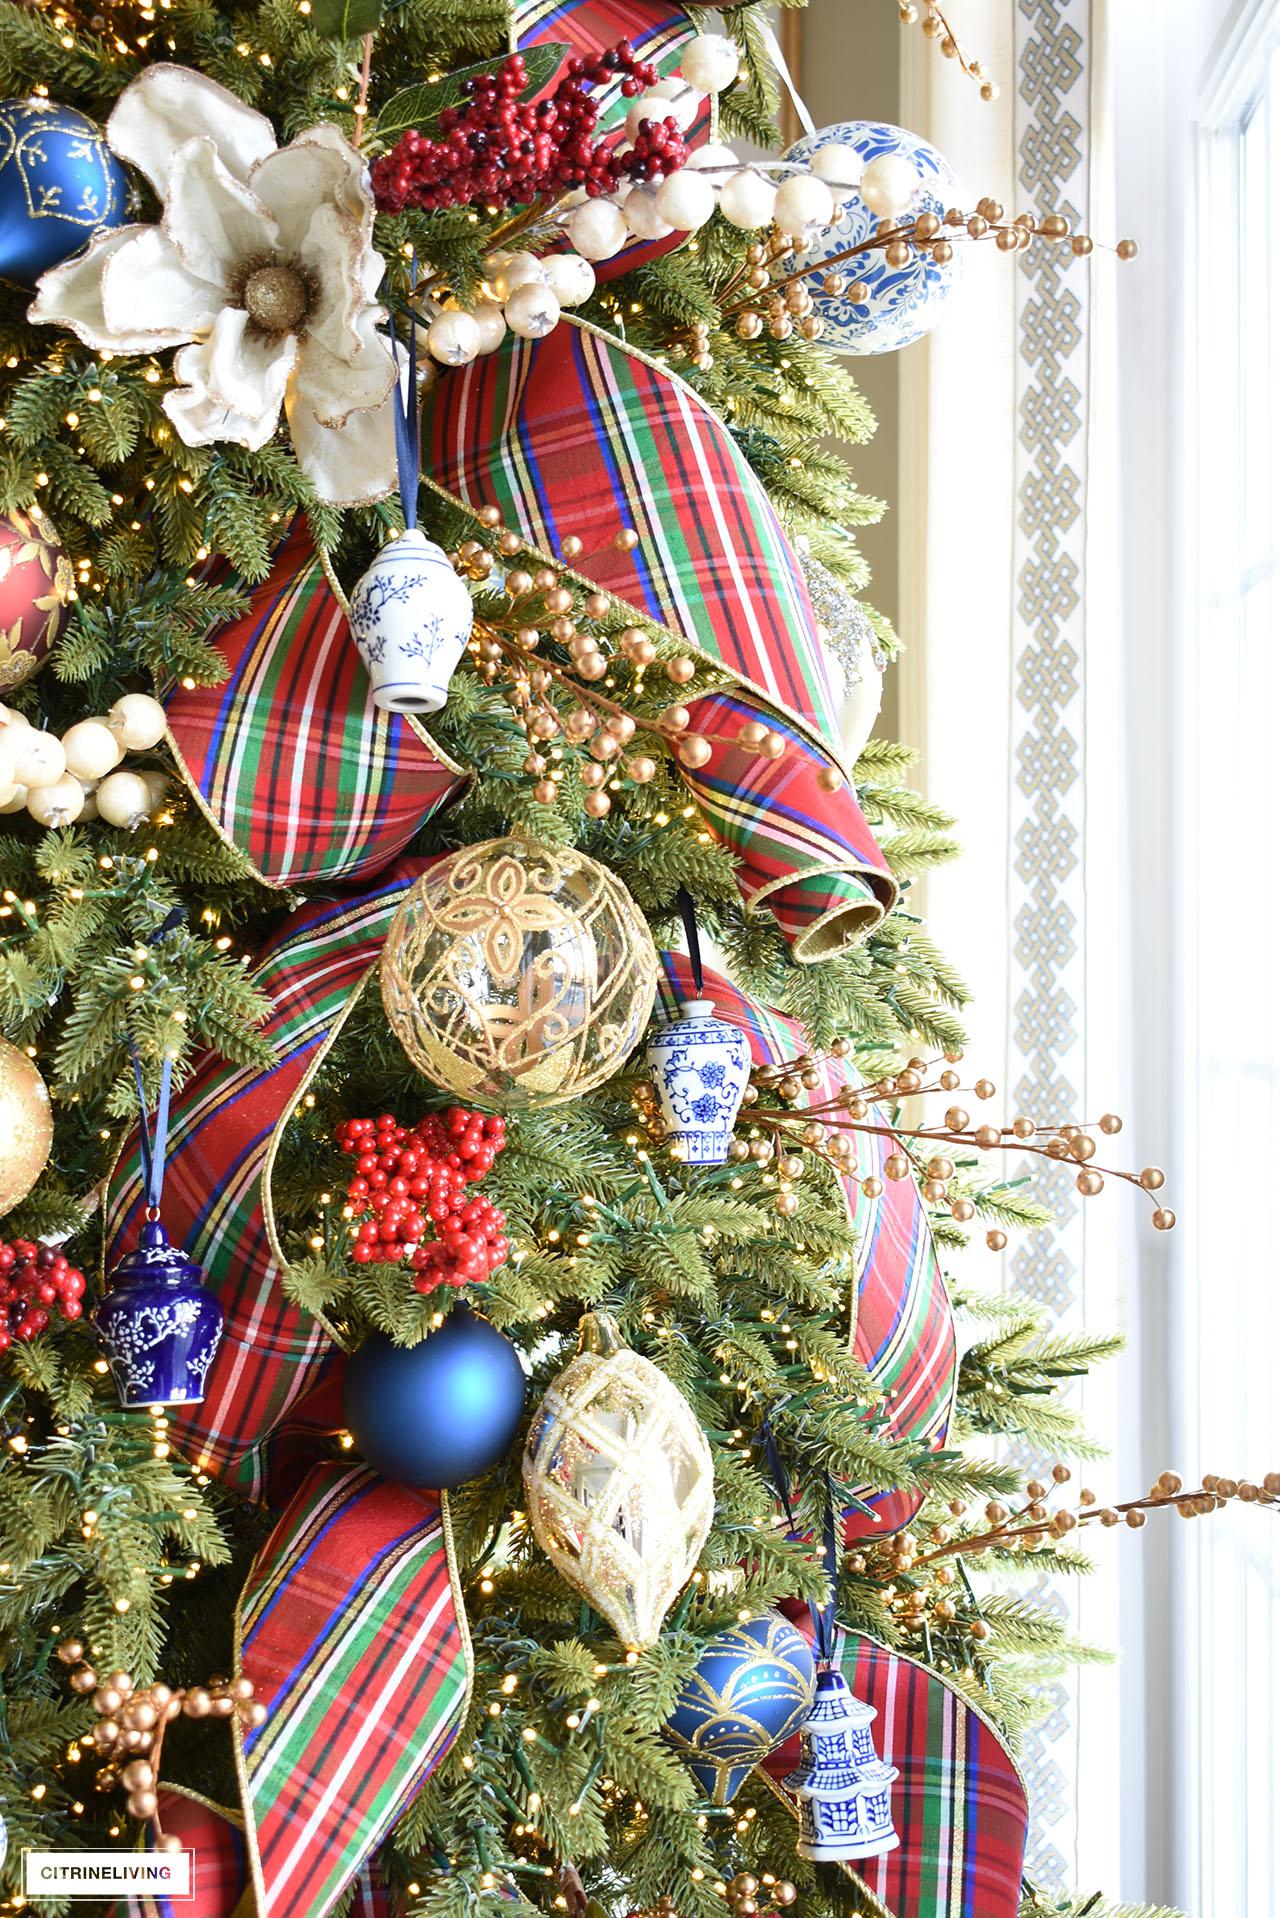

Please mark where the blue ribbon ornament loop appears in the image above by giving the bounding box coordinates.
[758,1414,839,1664]
[127,1041,174,1215]
[676,886,704,996]
[126,910,185,1214]
[386,259,421,531]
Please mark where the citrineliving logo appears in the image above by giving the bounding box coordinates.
[21,1848,194,1899]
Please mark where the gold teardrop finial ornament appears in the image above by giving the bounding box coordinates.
[522,1311,715,1650]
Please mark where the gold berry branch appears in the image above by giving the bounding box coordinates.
[907,1466,1280,1573]
[896,0,999,101]
[716,206,1137,347]
[644,1042,1173,1233]
[442,504,845,819]
[57,1636,265,1848]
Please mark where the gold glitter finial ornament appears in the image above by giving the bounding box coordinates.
[0,1037,52,1216]
[522,1310,715,1649]
[380,836,659,1110]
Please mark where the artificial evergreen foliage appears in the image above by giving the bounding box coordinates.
[0,3,1145,1914]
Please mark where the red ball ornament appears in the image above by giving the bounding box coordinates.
[0,509,73,693]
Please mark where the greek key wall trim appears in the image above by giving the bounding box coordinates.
[1010,0,1093,1890]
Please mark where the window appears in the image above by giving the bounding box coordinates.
[1178,14,1280,1911]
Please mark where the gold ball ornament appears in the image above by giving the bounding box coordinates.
[0,1037,52,1215]
[522,1310,714,1650]
[381,837,659,1111]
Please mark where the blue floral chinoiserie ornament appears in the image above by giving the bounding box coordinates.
[92,1219,225,1410]
[783,120,963,356]
[0,99,129,289]
[645,998,752,1165]
[347,527,476,715]
[664,1613,816,1804]
[784,1664,899,1860]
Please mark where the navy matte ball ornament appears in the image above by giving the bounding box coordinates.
[664,1612,816,1804]
[0,99,129,289]
[343,1305,527,1489]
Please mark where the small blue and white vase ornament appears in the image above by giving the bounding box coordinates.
[348,268,476,714]
[92,1218,224,1409]
[645,998,752,1165]
[347,528,475,715]
[0,98,129,289]
[664,1612,816,1804]
[782,120,964,356]
[784,1664,899,1861]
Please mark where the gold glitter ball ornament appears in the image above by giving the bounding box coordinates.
[522,1310,715,1649]
[0,1037,52,1215]
[380,836,659,1110]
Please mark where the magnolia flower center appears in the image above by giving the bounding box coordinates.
[242,264,311,336]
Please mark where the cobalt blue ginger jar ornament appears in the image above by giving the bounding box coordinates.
[784,1664,899,1860]
[664,1612,816,1804]
[645,998,752,1165]
[0,98,129,290]
[92,1219,224,1410]
[782,120,963,356]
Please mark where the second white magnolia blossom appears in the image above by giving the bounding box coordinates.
[29,64,399,506]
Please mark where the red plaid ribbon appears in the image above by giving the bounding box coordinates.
[165,520,463,889]
[101,867,470,1917]
[104,873,427,1499]
[235,1465,469,1917]
[424,322,896,951]
[679,690,895,961]
[425,320,845,750]
[110,1791,395,1917]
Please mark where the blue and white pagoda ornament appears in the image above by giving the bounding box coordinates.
[783,1664,899,1861]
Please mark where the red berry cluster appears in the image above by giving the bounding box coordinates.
[336,1109,509,1294]
[370,43,687,215]
[0,1240,86,1348]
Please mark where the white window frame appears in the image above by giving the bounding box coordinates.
[1174,3,1280,1909]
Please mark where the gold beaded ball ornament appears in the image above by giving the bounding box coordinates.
[381,836,659,1111]
[0,1036,53,1216]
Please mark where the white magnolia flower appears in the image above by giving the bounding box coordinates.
[30,65,398,507]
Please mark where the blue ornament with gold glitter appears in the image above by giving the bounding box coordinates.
[664,1613,816,1804]
[0,98,129,289]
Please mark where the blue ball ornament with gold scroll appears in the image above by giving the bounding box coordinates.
[0,98,129,289]
[664,1613,817,1805]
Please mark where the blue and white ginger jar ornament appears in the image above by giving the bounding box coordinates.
[783,120,963,356]
[784,1664,899,1860]
[0,98,129,289]
[92,1219,224,1409]
[664,1612,816,1804]
[645,998,752,1165]
[348,528,475,714]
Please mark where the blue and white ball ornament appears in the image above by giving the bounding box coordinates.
[783,121,964,356]
[0,99,129,289]
[664,1612,816,1804]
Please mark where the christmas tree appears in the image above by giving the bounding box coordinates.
[0,3,1219,1916]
